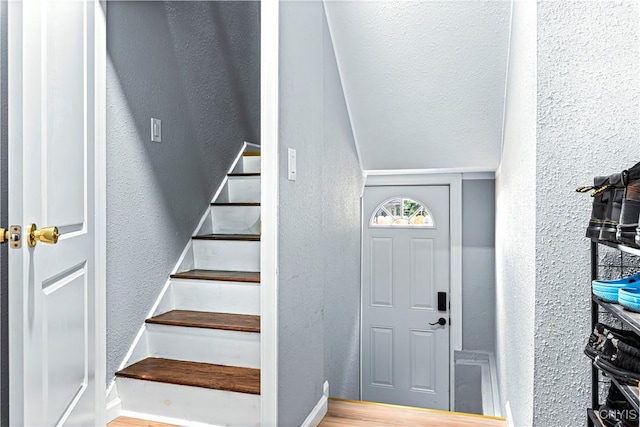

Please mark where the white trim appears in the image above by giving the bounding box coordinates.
[366,167,495,177]
[106,397,122,423]
[462,172,495,181]
[454,351,501,417]
[8,1,25,423]
[499,0,515,165]
[260,1,279,426]
[505,401,514,427]
[322,1,364,171]
[94,0,107,424]
[362,173,462,411]
[301,381,329,427]
[449,174,462,411]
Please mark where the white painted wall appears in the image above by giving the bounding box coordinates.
[324,1,511,171]
[497,2,640,425]
[495,1,536,426]
[534,2,639,426]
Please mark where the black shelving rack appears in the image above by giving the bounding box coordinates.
[588,240,640,427]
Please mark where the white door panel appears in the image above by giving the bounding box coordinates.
[362,185,450,410]
[9,0,104,425]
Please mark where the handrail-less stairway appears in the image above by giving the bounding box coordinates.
[113,145,262,427]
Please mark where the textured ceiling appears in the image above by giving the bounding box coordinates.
[324,1,512,171]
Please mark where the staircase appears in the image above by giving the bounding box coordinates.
[114,146,262,427]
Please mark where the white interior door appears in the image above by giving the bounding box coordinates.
[362,185,450,410]
[8,0,105,425]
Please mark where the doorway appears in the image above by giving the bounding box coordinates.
[361,177,461,411]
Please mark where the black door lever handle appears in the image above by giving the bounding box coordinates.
[429,317,447,326]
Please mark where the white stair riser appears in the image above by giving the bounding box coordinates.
[146,324,260,368]
[227,176,261,203]
[171,279,260,315]
[117,378,260,427]
[192,240,260,272]
[209,206,260,235]
[242,156,260,174]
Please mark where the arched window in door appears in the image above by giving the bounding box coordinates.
[369,197,435,227]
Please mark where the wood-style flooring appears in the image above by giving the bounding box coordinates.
[146,310,260,332]
[115,357,260,395]
[170,269,260,283]
[108,417,176,427]
[109,397,506,427]
[319,398,507,426]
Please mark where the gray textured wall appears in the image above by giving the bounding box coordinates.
[321,12,365,400]
[535,2,639,426]
[495,0,536,425]
[462,179,496,353]
[106,1,260,382]
[278,2,366,423]
[278,2,325,424]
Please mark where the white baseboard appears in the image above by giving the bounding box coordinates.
[106,397,122,423]
[301,381,329,427]
[455,350,501,417]
[505,401,514,427]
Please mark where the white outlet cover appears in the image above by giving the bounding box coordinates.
[151,118,162,142]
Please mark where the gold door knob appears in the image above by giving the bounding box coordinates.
[27,224,59,247]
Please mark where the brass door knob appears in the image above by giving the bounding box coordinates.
[27,224,59,247]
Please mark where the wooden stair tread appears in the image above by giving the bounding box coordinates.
[146,310,260,333]
[228,173,260,177]
[192,234,260,241]
[243,151,260,156]
[116,357,260,394]
[171,269,260,283]
[211,202,260,206]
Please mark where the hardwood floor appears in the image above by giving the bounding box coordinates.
[108,417,175,427]
[109,398,506,427]
[319,398,507,427]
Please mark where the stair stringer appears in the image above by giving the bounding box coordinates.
[106,141,259,423]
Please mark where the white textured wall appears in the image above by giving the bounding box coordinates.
[324,1,510,171]
[495,1,536,426]
[107,1,260,383]
[535,2,639,426]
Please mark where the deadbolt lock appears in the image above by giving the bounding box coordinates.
[27,224,59,247]
[0,226,22,249]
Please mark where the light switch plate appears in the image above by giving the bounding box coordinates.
[288,148,296,181]
[151,118,162,142]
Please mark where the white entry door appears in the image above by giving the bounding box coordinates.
[362,185,450,410]
[8,0,106,425]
